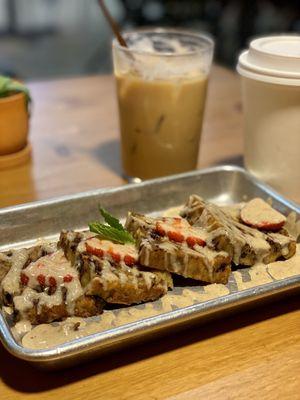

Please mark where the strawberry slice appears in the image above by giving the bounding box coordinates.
[155,222,166,237]
[240,198,286,231]
[37,274,46,286]
[86,242,104,258]
[124,254,136,266]
[167,230,185,243]
[156,219,206,246]
[107,248,121,263]
[48,276,57,287]
[86,238,137,266]
[186,236,206,248]
[20,272,29,286]
[63,274,73,283]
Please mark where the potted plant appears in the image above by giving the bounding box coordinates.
[0,76,31,156]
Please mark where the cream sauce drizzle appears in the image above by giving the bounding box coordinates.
[84,257,158,295]
[1,242,57,296]
[162,206,183,217]
[233,244,300,290]
[22,243,300,350]
[11,319,32,342]
[12,250,83,317]
[162,203,245,220]
[23,250,77,289]
[201,204,272,264]
[21,284,230,349]
[2,249,30,295]
[284,212,300,241]
[183,195,293,265]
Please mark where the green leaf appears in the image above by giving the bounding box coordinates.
[89,206,135,245]
[99,207,124,231]
[89,222,135,245]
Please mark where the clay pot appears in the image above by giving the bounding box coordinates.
[0,92,29,156]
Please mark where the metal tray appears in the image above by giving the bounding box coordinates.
[0,165,299,369]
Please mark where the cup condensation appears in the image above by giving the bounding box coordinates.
[113,29,214,180]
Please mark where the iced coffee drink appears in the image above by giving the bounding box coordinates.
[113,30,214,180]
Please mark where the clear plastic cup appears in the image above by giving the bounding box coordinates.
[112,29,214,181]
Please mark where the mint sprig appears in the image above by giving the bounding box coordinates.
[99,207,124,231]
[89,207,135,245]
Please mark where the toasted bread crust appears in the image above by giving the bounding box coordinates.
[23,295,104,324]
[139,239,231,284]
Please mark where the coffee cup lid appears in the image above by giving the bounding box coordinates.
[237,35,300,85]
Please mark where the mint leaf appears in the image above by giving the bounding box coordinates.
[89,206,135,245]
[99,207,124,231]
[89,222,135,245]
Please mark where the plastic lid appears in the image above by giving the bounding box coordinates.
[237,35,300,85]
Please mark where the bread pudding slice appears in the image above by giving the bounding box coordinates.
[125,213,231,284]
[59,230,173,305]
[180,195,296,266]
[0,244,104,324]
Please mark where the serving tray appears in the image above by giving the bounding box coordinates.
[0,165,299,369]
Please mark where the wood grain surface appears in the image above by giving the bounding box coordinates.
[0,66,299,400]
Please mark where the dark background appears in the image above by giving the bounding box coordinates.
[0,0,299,80]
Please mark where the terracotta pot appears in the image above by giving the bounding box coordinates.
[0,92,29,156]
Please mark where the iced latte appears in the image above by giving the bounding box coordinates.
[113,30,214,180]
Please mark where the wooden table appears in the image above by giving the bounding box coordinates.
[0,66,299,399]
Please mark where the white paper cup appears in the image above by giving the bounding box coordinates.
[237,35,300,203]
